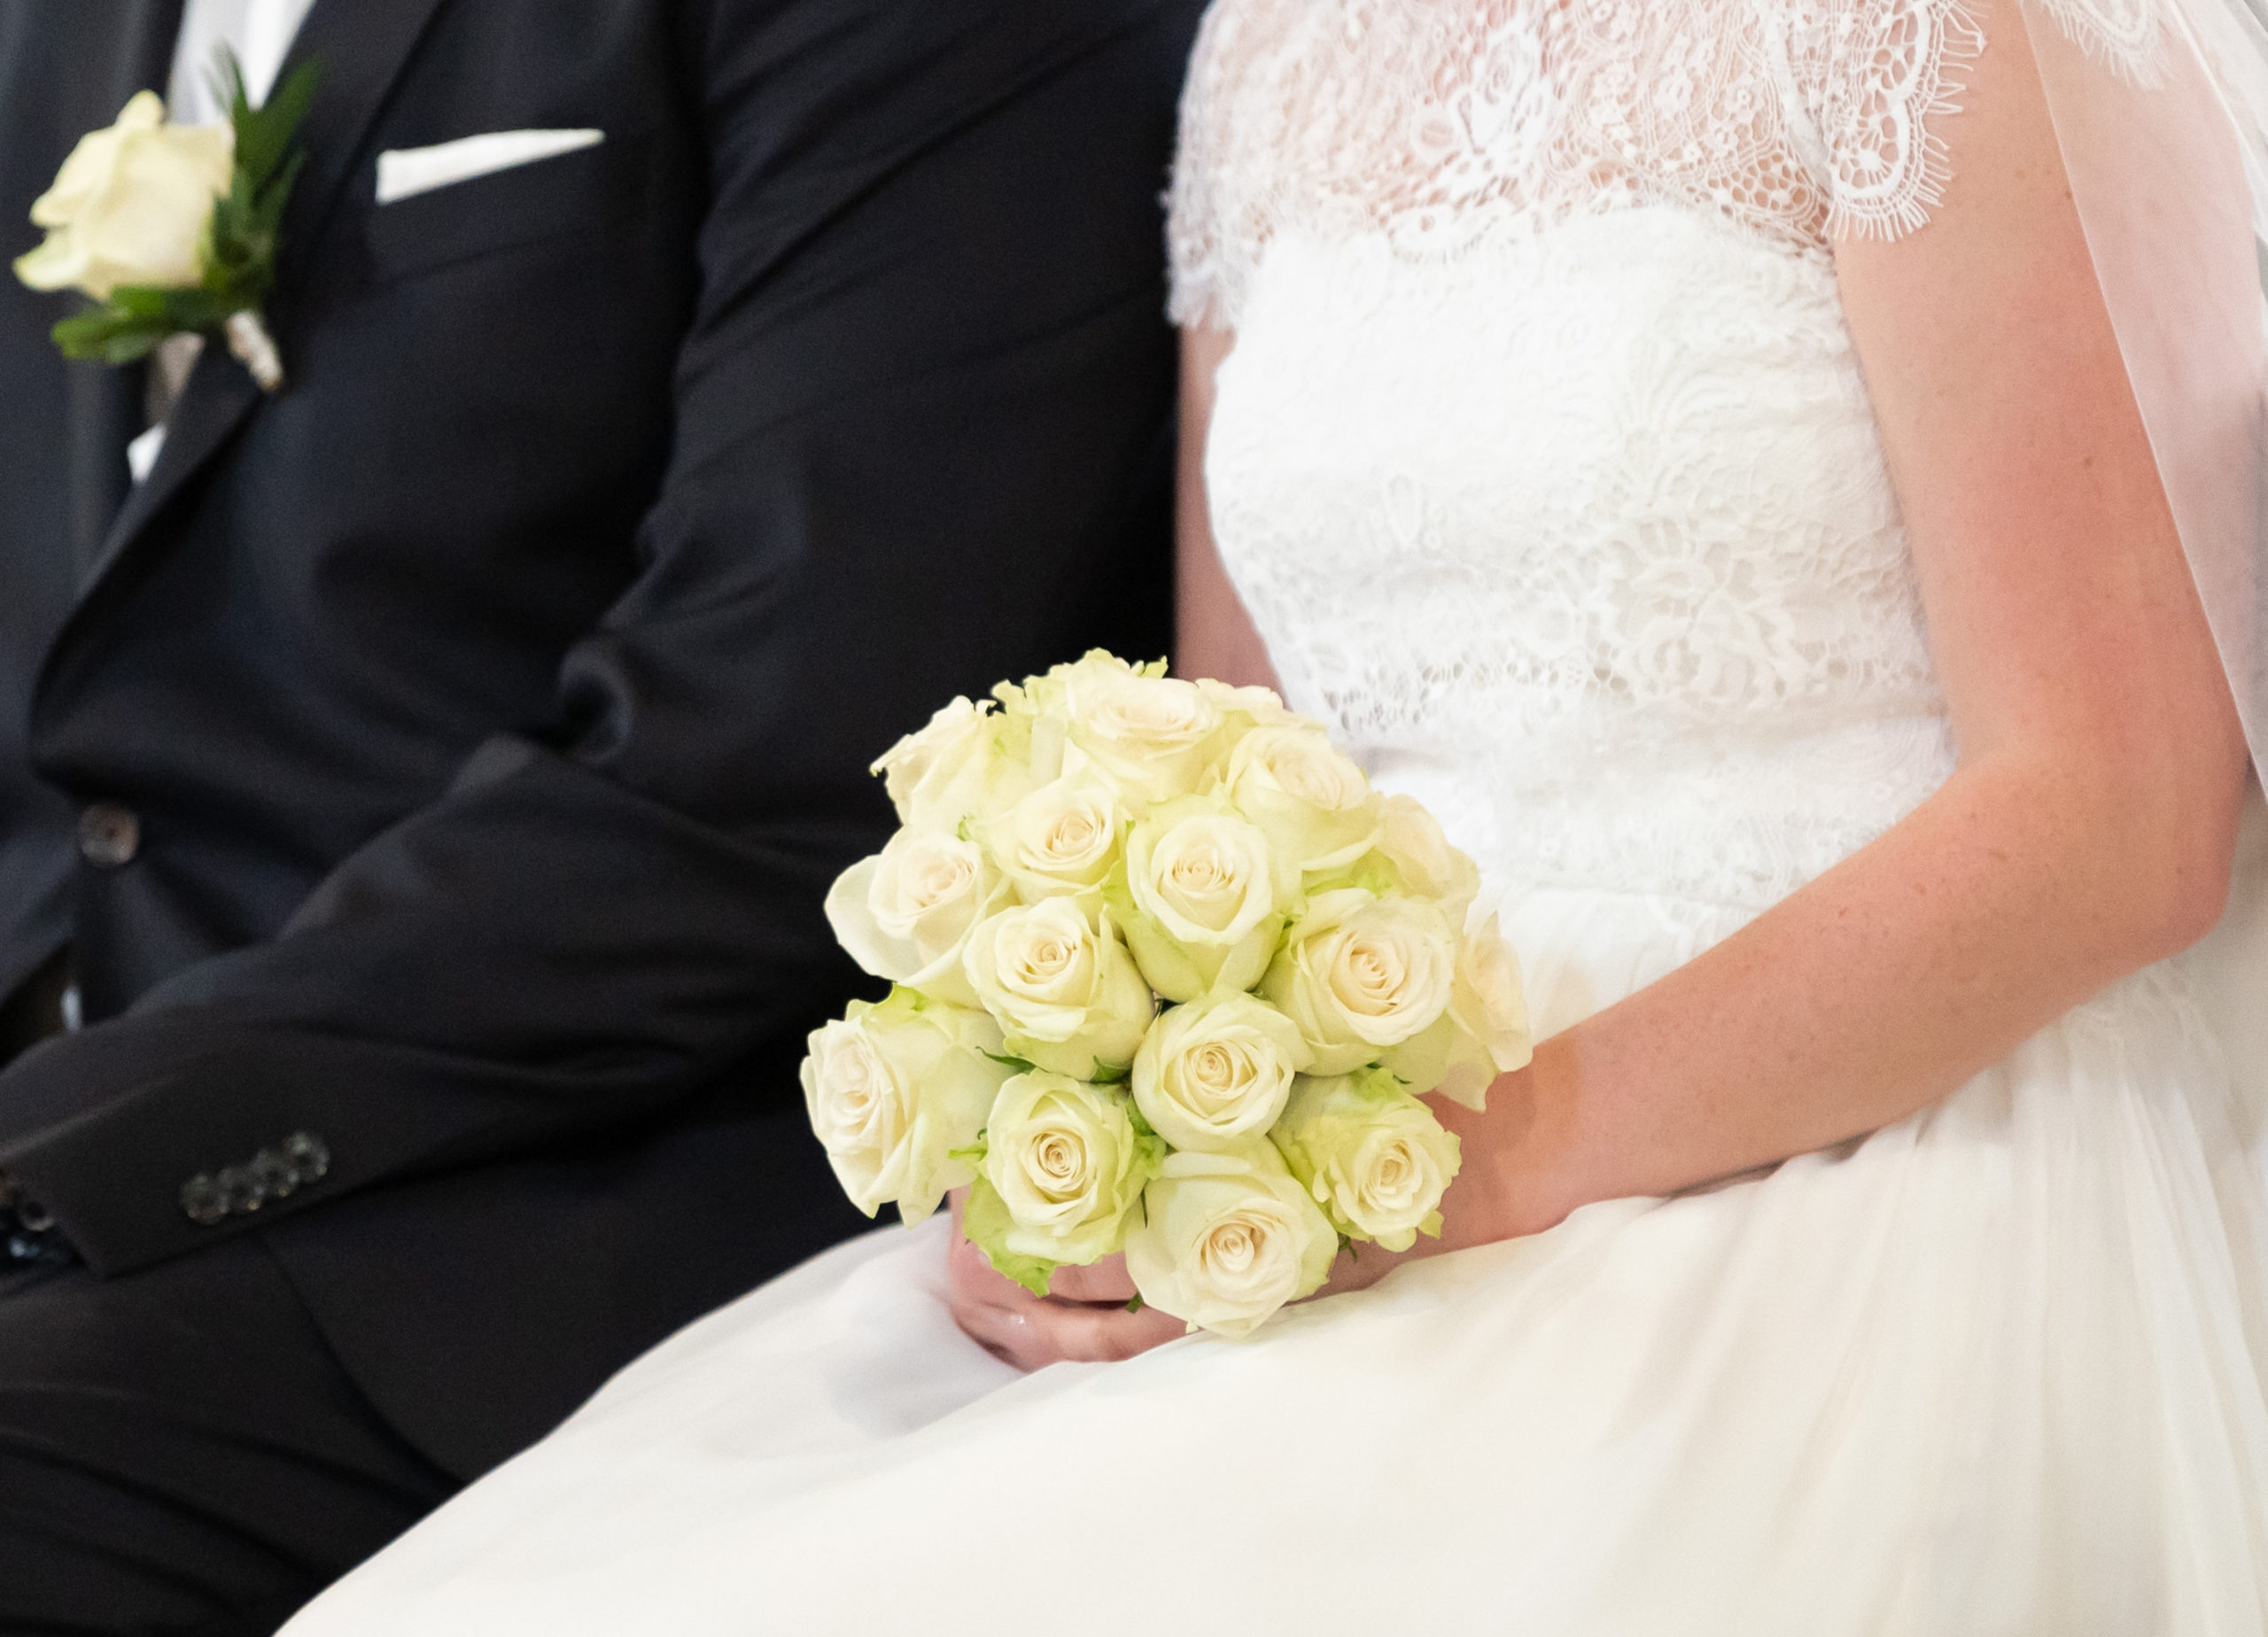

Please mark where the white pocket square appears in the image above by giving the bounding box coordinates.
[375,129,604,206]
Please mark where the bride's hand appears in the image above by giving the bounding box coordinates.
[944,1188,1188,1371]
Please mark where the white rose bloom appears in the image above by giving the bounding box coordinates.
[1063,663,1223,804]
[982,1072,1158,1265]
[1272,1070,1462,1251]
[825,828,1010,1008]
[14,92,233,300]
[1194,677,1307,732]
[983,771,1123,905]
[1225,725,1380,890]
[800,992,1012,1223]
[962,897,1156,1078]
[1262,888,1457,1075]
[1386,912,1533,1107]
[1453,912,1533,1075]
[1374,795,1481,923]
[868,696,1032,831]
[1131,992,1312,1152]
[1112,796,1282,1002]
[1124,1144,1338,1339]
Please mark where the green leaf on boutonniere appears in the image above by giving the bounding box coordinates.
[203,52,321,312]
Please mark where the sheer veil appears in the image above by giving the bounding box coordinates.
[2025,0,2268,771]
[2042,0,2268,1061]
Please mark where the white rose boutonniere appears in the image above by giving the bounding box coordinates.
[15,92,231,299]
[12,53,318,390]
[799,990,1014,1224]
[1124,1143,1338,1338]
[1271,1067,1462,1252]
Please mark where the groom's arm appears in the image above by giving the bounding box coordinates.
[0,0,1199,1276]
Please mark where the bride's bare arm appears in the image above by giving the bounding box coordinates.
[1173,325,1282,691]
[1424,0,2250,1249]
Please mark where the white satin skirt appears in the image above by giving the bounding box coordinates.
[287,842,2268,1635]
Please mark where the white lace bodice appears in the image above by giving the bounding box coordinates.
[1172,0,2161,911]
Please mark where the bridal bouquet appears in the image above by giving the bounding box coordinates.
[801,653,1531,1338]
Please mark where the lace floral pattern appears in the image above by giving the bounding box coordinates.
[1171,0,2162,910]
[1169,0,2164,329]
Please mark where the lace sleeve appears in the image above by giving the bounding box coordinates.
[1801,0,2169,242]
[1165,2,1271,330]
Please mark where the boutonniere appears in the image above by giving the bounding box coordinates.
[12,51,318,393]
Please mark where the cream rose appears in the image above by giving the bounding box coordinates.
[962,897,1156,1078]
[868,696,1032,830]
[1194,677,1305,731]
[1062,662,1223,804]
[800,991,1012,1223]
[1130,992,1311,1152]
[979,1072,1159,1266]
[14,93,233,300]
[1272,1069,1462,1251]
[983,771,1123,905]
[1123,1144,1339,1338]
[825,827,1010,1007]
[1110,796,1281,1002]
[1374,794,1481,922]
[1381,912,1532,1107]
[1262,888,1457,1074]
[1225,725,1380,889]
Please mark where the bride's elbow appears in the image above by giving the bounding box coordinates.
[1980,725,2248,974]
[2095,757,2249,968]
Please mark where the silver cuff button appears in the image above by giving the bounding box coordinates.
[76,803,141,868]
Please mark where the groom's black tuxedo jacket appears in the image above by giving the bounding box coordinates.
[0,0,1196,1475]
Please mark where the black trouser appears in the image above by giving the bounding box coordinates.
[0,1239,456,1636]
[0,950,70,1068]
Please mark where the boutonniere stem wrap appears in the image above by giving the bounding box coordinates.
[12,50,318,393]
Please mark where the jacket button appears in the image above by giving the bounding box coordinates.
[181,1174,228,1226]
[76,803,141,868]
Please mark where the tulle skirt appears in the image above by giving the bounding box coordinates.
[287,838,2268,1635]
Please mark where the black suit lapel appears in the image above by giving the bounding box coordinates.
[68,0,450,610]
[35,0,184,581]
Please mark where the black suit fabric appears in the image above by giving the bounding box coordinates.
[0,0,1199,1625]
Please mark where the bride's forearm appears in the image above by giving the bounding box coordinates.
[1435,748,2245,1241]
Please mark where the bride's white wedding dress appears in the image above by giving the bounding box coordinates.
[290,1,2268,1630]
